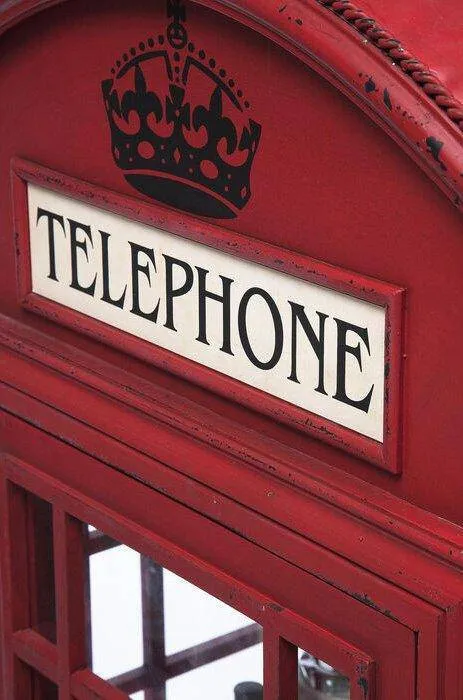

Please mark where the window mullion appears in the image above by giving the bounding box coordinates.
[263,628,297,700]
[0,475,32,698]
[53,507,87,699]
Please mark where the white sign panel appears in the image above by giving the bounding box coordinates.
[28,184,386,441]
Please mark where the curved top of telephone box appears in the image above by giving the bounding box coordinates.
[3,0,463,530]
[1,0,463,208]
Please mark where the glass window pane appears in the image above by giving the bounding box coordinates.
[298,649,350,699]
[167,644,263,700]
[164,568,259,654]
[85,525,263,699]
[89,541,143,679]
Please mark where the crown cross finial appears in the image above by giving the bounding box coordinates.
[167,0,186,24]
[167,0,188,49]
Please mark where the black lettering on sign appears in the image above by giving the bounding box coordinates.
[68,218,97,296]
[163,255,194,331]
[196,266,234,355]
[287,302,328,396]
[334,318,374,413]
[30,188,387,443]
[238,287,283,370]
[36,207,66,282]
[100,230,127,309]
[129,242,160,322]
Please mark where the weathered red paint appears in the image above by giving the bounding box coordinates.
[1,0,463,698]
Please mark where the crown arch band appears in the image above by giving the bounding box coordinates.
[1,0,463,212]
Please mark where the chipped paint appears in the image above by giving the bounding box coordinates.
[426,136,446,170]
[383,88,392,111]
[357,675,369,699]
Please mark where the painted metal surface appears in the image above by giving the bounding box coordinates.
[0,0,463,698]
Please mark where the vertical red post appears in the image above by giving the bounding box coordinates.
[0,475,32,699]
[264,628,298,700]
[53,508,87,699]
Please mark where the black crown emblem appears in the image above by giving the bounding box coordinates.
[102,0,262,219]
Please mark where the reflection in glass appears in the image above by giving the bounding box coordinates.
[86,527,263,699]
[164,569,256,654]
[89,543,143,679]
[298,650,350,699]
[166,644,263,700]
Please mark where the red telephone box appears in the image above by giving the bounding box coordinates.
[1,0,463,698]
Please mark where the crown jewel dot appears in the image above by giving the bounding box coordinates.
[209,59,216,68]
[139,42,146,51]
[123,53,128,62]
[158,35,165,44]
[200,160,219,179]
[219,69,226,77]
[188,42,195,52]
[148,37,154,47]
[199,50,205,59]
[138,141,155,159]
[130,47,136,56]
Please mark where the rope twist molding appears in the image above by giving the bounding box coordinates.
[318,0,463,131]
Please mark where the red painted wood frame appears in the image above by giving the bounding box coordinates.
[4,434,422,700]
[11,158,405,474]
[3,350,463,700]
